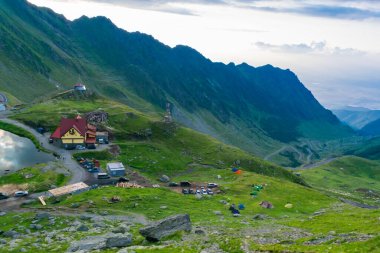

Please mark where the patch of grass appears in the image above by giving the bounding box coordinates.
[298,156,380,204]
[73,150,113,161]
[0,165,68,193]
[49,169,332,223]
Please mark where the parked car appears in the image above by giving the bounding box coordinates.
[118,177,130,182]
[0,193,9,200]
[207,189,214,195]
[207,183,218,188]
[76,145,86,150]
[168,182,179,187]
[202,189,207,195]
[14,191,28,197]
[87,144,96,150]
[88,167,100,173]
[180,181,191,187]
[189,189,195,194]
[182,189,189,194]
[97,173,110,179]
[196,189,201,195]
[48,138,54,143]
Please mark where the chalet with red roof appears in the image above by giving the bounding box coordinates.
[51,115,96,147]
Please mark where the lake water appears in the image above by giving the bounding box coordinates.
[0,129,53,174]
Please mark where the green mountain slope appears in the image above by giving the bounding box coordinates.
[347,137,380,160]
[0,0,352,159]
[299,156,380,204]
[11,97,304,185]
[360,118,380,136]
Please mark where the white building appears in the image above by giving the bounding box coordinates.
[107,162,126,177]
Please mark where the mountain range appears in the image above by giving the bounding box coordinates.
[333,106,380,130]
[0,0,352,158]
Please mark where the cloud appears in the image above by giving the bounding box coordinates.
[64,0,380,19]
[245,3,380,20]
[254,41,364,55]
[77,0,226,15]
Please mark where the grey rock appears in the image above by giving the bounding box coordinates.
[305,235,335,245]
[195,229,206,235]
[112,225,129,234]
[93,223,106,228]
[213,211,222,216]
[68,233,132,252]
[139,214,191,242]
[20,248,27,252]
[3,230,19,238]
[35,213,51,220]
[105,233,133,248]
[0,239,6,244]
[69,236,106,252]
[0,212,6,216]
[253,214,268,220]
[30,224,43,230]
[159,175,170,183]
[219,200,228,205]
[71,203,80,208]
[80,215,92,221]
[77,225,89,232]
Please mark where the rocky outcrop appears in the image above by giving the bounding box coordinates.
[139,214,191,242]
[68,233,132,252]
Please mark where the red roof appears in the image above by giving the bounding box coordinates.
[51,127,61,139]
[60,117,87,136]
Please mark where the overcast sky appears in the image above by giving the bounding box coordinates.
[28,0,380,109]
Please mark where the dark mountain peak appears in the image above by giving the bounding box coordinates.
[73,15,117,29]
[237,62,254,69]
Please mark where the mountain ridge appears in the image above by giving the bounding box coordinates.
[0,0,352,158]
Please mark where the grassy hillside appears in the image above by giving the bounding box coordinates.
[3,97,380,252]
[346,137,380,160]
[298,156,380,204]
[11,97,304,184]
[360,118,380,136]
[23,160,380,252]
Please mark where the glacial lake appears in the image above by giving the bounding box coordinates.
[0,129,53,174]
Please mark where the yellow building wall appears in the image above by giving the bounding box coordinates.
[61,128,84,144]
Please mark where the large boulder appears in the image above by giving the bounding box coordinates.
[68,233,132,252]
[139,214,191,242]
[159,175,170,183]
[105,233,133,248]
